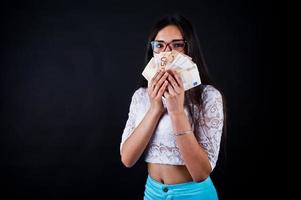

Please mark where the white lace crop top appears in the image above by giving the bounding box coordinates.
[120,85,224,170]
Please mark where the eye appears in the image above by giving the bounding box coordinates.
[172,42,185,48]
[155,42,164,48]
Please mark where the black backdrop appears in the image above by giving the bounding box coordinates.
[0,0,273,199]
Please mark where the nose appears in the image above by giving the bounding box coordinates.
[163,44,172,52]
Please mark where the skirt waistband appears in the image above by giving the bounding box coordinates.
[146,175,214,191]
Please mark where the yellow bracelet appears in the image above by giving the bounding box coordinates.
[174,130,193,136]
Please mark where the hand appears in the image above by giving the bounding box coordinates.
[148,69,169,115]
[163,70,185,115]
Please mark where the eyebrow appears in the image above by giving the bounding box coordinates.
[154,39,185,42]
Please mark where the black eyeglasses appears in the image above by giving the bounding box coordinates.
[150,39,187,53]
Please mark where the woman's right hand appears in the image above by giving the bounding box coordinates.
[148,69,169,115]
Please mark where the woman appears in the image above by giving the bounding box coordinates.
[120,14,225,200]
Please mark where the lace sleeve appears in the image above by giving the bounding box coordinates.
[120,88,142,154]
[197,85,224,170]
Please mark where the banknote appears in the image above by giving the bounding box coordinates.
[153,50,179,69]
[142,50,188,81]
[142,50,201,91]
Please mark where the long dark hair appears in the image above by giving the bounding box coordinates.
[137,14,226,156]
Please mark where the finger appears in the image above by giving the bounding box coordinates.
[163,90,170,98]
[167,74,181,94]
[156,80,168,98]
[153,72,169,95]
[170,70,184,89]
[150,69,165,89]
[152,69,165,85]
[167,83,177,96]
[167,73,179,88]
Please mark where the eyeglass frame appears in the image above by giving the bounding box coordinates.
[150,39,187,53]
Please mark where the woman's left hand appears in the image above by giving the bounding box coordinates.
[163,69,185,115]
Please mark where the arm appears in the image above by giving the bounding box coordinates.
[170,112,212,182]
[121,70,169,168]
[164,70,223,181]
[121,108,162,168]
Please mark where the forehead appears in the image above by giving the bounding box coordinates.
[155,25,183,41]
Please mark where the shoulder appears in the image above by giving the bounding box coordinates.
[130,87,148,104]
[201,85,223,103]
[200,85,224,119]
[132,87,148,98]
[127,87,149,110]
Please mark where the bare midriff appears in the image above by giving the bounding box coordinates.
[147,163,193,184]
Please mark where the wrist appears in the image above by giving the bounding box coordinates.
[169,110,186,119]
[169,111,192,133]
[148,107,164,118]
[174,130,193,136]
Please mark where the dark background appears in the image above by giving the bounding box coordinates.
[0,0,273,199]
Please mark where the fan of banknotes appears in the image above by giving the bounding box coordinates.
[142,50,201,91]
